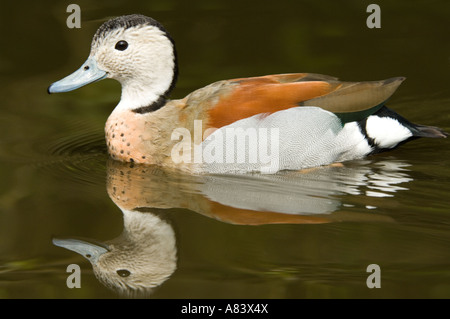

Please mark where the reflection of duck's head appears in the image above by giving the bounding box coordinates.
[53,209,177,297]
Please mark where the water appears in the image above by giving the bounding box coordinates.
[0,0,449,299]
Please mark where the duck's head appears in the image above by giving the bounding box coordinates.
[48,14,178,113]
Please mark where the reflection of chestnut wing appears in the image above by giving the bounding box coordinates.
[207,201,331,225]
[203,201,396,225]
[106,161,397,225]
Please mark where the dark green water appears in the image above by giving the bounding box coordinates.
[0,0,449,299]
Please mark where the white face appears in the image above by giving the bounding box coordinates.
[48,17,178,112]
[91,25,175,88]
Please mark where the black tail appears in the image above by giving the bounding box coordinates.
[410,124,448,139]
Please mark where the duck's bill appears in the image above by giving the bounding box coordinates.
[48,57,107,94]
[52,237,110,264]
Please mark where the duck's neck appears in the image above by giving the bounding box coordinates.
[121,209,176,245]
[113,55,178,114]
[115,82,167,114]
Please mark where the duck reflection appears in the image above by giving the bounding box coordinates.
[53,158,413,296]
[53,207,176,297]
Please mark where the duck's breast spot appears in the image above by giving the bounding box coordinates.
[106,113,148,163]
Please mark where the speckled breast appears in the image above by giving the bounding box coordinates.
[105,111,153,164]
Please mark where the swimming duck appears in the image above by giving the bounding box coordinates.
[48,14,447,174]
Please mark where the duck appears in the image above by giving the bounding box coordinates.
[48,14,447,174]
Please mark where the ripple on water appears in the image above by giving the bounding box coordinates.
[0,117,109,186]
[41,124,107,186]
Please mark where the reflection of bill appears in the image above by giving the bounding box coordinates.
[53,158,411,296]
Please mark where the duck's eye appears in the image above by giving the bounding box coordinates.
[115,40,128,51]
[116,269,131,277]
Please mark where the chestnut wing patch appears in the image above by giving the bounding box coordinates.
[206,74,404,128]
